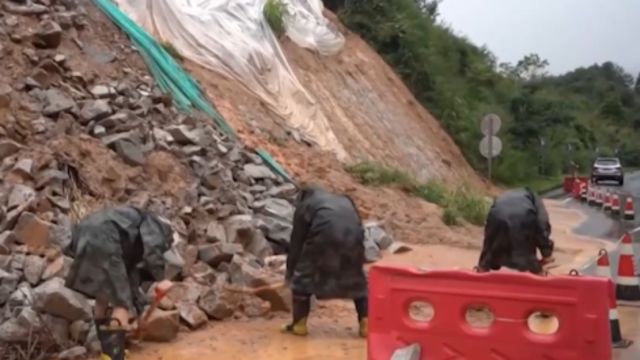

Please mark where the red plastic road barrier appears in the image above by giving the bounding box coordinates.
[563,176,588,193]
[368,265,614,360]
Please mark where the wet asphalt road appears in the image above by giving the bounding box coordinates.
[551,172,640,276]
[545,173,640,359]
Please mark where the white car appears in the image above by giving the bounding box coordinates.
[591,157,624,186]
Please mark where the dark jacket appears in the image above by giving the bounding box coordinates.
[478,188,554,274]
[65,206,173,314]
[287,187,368,299]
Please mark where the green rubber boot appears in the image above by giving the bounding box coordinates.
[281,317,308,336]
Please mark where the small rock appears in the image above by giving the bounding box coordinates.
[0,255,11,270]
[181,245,198,276]
[4,2,48,16]
[198,243,242,268]
[205,221,227,243]
[0,84,12,108]
[0,269,19,304]
[166,281,204,305]
[391,343,421,360]
[69,320,90,343]
[7,185,35,211]
[243,164,277,180]
[36,169,68,189]
[58,346,88,360]
[79,99,112,123]
[47,194,71,211]
[197,286,236,320]
[142,309,179,342]
[190,262,217,286]
[42,88,76,116]
[176,302,208,329]
[50,219,73,250]
[33,20,63,49]
[242,295,271,318]
[0,307,42,342]
[23,255,46,285]
[166,125,199,145]
[92,125,107,137]
[7,282,34,309]
[388,241,412,254]
[33,277,92,321]
[42,314,69,345]
[13,212,52,248]
[265,255,286,273]
[364,236,381,263]
[90,85,116,99]
[10,158,34,179]
[54,54,67,65]
[0,232,16,255]
[114,139,145,166]
[0,139,24,160]
[364,221,394,250]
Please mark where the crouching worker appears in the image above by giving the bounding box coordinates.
[283,186,369,338]
[65,206,178,360]
[478,187,555,274]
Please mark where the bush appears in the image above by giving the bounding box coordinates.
[442,206,459,226]
[264,0,287,36]
[346,161,490,226]
[413,181,448,206]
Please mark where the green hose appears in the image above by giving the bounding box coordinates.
[92,0,293,182]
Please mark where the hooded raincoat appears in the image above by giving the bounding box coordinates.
[478,188,554,273]
[65,206,173,314]
[287,187,368,300]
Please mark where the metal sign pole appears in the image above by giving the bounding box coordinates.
[488,120,493,180]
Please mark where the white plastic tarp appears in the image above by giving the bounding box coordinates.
[114,0,347,159]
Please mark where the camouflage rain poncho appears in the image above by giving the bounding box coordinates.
[287,187,368,300]
[65,206,174,314]
[478,188,554,274]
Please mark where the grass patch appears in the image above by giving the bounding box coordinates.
[346,161,490,226]
[161,41,183,61]
[264,0,287,36]
[441,206,459,226]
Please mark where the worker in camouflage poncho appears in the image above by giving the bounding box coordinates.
[65,206,179,360]
[283,186,369,338]
[478,187,555,274]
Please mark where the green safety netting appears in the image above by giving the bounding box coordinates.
[92,0,294,184]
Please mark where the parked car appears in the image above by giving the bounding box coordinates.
[591,157,624,185]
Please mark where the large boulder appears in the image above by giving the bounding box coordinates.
[141,309,180,342]
[33,278,92,321]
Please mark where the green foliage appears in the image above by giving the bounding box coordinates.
[441,206,459,226]
[345,162,415,189]
[339,1,640,186]
[346,162,489,226]
[264,0,287,36]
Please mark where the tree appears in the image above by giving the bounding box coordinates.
[635,73,640,94]
[414,0,441,20]
[513,53,549,81]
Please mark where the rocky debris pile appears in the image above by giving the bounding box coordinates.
[0,0,397,357]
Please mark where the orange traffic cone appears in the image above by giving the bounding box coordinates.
[580,183,587,202]
[624,196,635,220]
[588,188,596,206]
[597,249,612,278]
[611,194,621,216]
[595,188,603,207]
[603,190,612,212]
[616,233,640,300]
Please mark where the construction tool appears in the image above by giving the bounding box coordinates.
[131,285,172,340]
[224,281,286,295]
